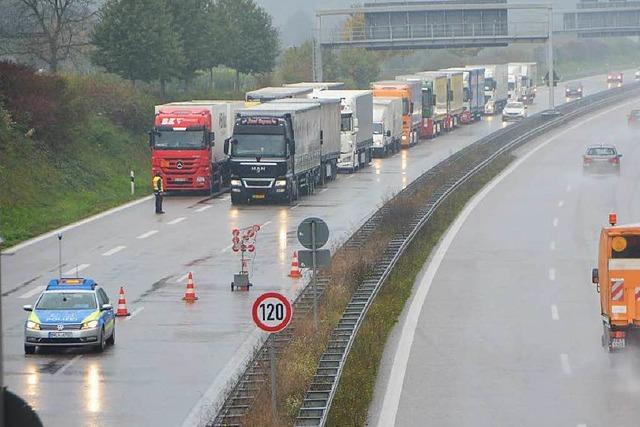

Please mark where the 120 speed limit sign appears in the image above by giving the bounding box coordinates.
[252,292,293,333]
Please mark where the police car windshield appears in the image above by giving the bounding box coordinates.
[155,130,205,150]
[36,292,97,310]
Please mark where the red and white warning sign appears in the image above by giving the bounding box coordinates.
[252,292,292,333]
[611,278,625,301]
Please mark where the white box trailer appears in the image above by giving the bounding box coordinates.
[507,64,523,102]
[471,64,508,114]
[313,90,373,172]
[271,97,341,183]
[245,86,313,104]
[510,62,537,104]
[391,76,424,134]
[283,82,345,91]
[443,67,485,122]
[372,97,402,157]
[417,71,454,131]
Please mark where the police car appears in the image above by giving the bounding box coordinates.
[23,278,116,354]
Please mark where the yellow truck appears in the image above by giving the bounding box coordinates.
[592,213,640,351]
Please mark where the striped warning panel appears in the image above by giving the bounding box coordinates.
[611,279,625,301]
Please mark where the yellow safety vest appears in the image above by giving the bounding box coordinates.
[153,176,163,192]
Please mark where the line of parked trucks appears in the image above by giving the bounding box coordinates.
[148,62,538,204]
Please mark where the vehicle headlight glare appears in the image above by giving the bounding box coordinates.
[402,135,407,140]
[231,179,241,186]
[275,179,287,187]
[82,320,99,330]
[26,321,40,330]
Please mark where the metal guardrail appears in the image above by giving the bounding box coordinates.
[293,82,640,427]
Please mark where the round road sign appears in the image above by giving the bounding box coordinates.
[297,217,329,250]
[252,292,293,333]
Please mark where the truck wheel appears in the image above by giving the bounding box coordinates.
[24,344,36,355]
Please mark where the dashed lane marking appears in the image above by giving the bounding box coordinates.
[320,188,328,193]
[63,264,90,276]
[221,244,233,253]
[558,200,565,208]
[175,274,189,283]
[55,355,82,376]
[550,241,556,251]
[290,204,300,210]
[553,218,559,227]
[168,217,187,225]
[127,306,145,320]
[549,268,556,281]
[566,185,572,192]
[18,286,45,300]
[561,354,572,375]
[102,245,126,256]
[262,221,272,227]
[346,174,355,179]
[137,230,158,239]
[196,205,212,212]
[551,305,559,320]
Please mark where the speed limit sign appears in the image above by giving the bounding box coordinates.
[252,292,293,333]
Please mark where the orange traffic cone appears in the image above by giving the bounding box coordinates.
[115,287,130,316]
[183,272,199,302]
[288,251,302,278]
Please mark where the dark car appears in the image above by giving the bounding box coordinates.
[565,82,583,99]
[583,144,622,174]
[628,109,640,127]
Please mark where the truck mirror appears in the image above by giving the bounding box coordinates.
[386,130,391,137]
[289,139,295,155]
[410,102,414,114]
[223,138,230,155]
[592,268,599,284]
[209,131,215,146]
[320,130,323,145]
[148,130,155,147]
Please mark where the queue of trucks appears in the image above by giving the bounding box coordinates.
[149,62,536,204]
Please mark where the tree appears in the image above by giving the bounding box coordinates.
[0,0,97,72]
[324,48,381,89]
[278,41,313,84]
[213,0,279,91]
[91,0,184,95]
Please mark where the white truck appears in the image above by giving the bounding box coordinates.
[372,97,402,157]
[313,90,373,172]
[508,64,524,103]
[245,86,313,104]
[272,97,341,184]
[473,64,508,115]
[510,62,537,104]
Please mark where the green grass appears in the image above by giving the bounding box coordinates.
[0,117,150,246]
[326,154,515,427]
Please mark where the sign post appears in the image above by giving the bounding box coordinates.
[252,292,293,418]
[297,217,329,329]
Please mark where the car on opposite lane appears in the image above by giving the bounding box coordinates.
[502,101,526,121]
[628,109,640,127]
[23,278,116,354]
[565,82,583,99]
[607,72,623,86]
[582,144,622,174]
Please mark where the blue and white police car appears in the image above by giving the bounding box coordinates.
[23,278,116,354]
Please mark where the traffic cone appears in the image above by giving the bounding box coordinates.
[182,272,199,302]
[115,286,130,317]
[288,251,302,278]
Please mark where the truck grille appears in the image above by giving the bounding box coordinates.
[243,179,273,188]
[161,158,198,174]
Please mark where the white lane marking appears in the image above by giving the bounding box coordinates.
[561,354,572,375]
[566,185,572,192]
[578,424,587,427]
[550,241,556,251]
[175,274,189,284]
[102,245,126,256]
[55,355,82,376]
[222,195,230,200]
[181,329,263,427]
[553,218,559,227]
[221,244,233,253]
[196,205,212,213]
[63,264,90,276]
[290,204,300,210]
[551,305,559,320]
[3,195,154,254]
[18,286,45,299]
[558,200,565,208]
[127,306,145,320]
[320,188,328,193]
[137,230,158,239]
[549,268,556,281]
[375,102,635,427]
[168,217,187,225]
[346,174,355,179]
[262,221,272,227]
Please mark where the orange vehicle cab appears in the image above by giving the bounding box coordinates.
[593,213,640,351]
[371,81,421,147]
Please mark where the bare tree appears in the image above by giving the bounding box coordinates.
[0,0,97,72]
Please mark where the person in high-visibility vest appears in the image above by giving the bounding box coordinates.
[152,172,165,214]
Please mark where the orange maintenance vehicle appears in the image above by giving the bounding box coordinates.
[371,81,421,148]
[592,213,640,351]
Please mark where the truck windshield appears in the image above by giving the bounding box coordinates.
[155,130,204,150]
[611,235,640,258]
[373,123,383,135]
[341,114,352,132]
[36,293,97,310]
[232,133,286,157]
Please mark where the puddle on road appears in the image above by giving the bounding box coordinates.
[131,275,173,304]
[185,255,214,267]
[2,275,42,297]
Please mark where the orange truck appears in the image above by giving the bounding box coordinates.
[592,213,640,351]
[371,81,421,148]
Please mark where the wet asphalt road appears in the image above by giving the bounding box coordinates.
[1,71,631,426]
[369,84,640,426]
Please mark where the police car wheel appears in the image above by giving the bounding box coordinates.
[95,328,106,353]
[24,344,36,355]
[106,327,115,346]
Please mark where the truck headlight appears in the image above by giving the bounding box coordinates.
[275,179,287,187]
[196,176,205,183]
[81,320,99,330]
[402,135,407,141]
[231,179,241,187]
[26,321,40,330]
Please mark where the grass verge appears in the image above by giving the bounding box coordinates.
[326,153,515,426]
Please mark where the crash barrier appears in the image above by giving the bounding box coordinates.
[213,82,640,427]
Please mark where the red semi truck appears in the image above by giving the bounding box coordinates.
[150,101,243,194]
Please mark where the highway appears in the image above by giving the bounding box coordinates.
[370,86,640,426]
[0,71,630,426]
